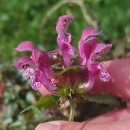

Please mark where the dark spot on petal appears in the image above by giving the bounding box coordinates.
[64,19,67,22]
[22,65,25,68]
[22,64,30,69]
[26,64,30,67]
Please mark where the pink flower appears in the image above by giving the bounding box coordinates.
[13,16,112,94]
[78,28,112,90]
[14,41,56,93]
[56,15,74,67]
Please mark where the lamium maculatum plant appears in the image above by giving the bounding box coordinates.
[13,15,119,121]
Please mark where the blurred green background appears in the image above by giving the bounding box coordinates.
[0,0,130,129]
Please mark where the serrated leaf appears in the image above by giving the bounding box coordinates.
[81,93,120,105]
[20,105,34,115]
[35,95,60,109]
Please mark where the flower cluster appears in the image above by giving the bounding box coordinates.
[14,15,112,94]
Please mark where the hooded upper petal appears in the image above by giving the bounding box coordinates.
[78,28,101,66]
[31,49,50,68]
[89,43,112,61]
[13,56,35,69]
[93,43,112,55]
[32,49,55,79]
[80,28,101,41]
[15,41,37,52]
[57,37,74,67]
[56,15,73,42]
[56,15,74,67]
[79,37,99,65]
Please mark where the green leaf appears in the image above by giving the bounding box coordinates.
[35,95,60,109]
[20,105,34,115]
[20,95,60,115]
[57,87,71,97]
[81,93,120,105]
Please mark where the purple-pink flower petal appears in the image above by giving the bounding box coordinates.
[62,43,74,67]
[79,37,99,65]
[93,43,112,55]
[85,73,96,90]
[56,15,74,67]
[31,49,50,68]
[100,69,111,82]
[35,69,56,93]
[31,79,41,90]
[78,27,112,90]
[22,68,35,78]
[56,15,73,42]
[15,41,37,52]
[32,49,55,78]
[80,27,101,41]
[13,56,35,69]
[87,60,100,74]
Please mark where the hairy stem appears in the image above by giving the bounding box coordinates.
[69,100,75,121]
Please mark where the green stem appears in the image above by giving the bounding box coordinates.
[69,100,75,121]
